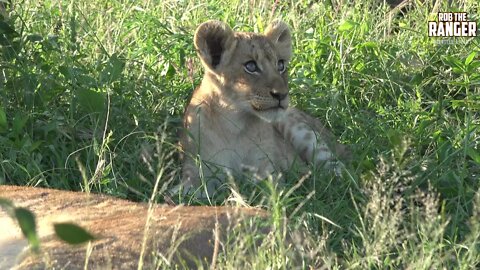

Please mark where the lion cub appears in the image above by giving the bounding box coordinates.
[176,20,348,197]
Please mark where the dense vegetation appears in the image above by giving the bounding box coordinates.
[1,0,479,268]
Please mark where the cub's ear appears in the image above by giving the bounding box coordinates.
[265,20,292,61]
[194,20,236,73]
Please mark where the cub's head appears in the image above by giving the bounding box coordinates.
[194,20,292,121]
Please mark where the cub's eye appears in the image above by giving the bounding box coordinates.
[277,59,286,73]
[244,61,259,74]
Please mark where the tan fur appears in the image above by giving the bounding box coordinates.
[177,20,349,197]
[0,185,268,269]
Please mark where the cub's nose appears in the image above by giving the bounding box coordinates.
[270,90,287,101]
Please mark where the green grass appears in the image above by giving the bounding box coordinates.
[1,0,479,268]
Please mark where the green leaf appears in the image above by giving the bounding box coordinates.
[29,140,43,152]
[0,198,14,215]
[0,197,13,206]
[0,21,19,36]
[361,41,377,48]
[160,61,175,78]
[443,55,465,73]
[466,148,480,164]
[12,113,28,135]
[338,20,355,32]
[54,223,95,245]
[0,105,6,132]
[387,129,402,147]
[26,34,43,43]
[465,51,476,66]
[99,54,125,84]
[451,99,464,109]
[15,207,40,252]
[77,89,105,113]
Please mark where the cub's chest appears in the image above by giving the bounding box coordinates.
[206,120,294,171]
